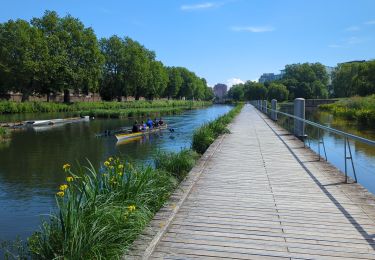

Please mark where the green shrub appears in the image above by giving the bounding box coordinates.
[155,150,199,181]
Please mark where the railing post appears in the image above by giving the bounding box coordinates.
[294,98,305,138]
[263,100,267,114]
[259,100,262,111]
[271,99,277,121]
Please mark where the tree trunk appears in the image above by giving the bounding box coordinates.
[21,92,30,102]
[117,96,122,102]
[63,89,70,103]
[46,92,50,102]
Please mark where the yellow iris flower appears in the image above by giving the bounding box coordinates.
[56,191,65,197]
[66,176,74,182]
[63,163,71,171]
[59,184,68,191]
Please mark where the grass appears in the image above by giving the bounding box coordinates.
[192,103,244,154]
[319,95,375,127]
[0,126,11,142]
[4,104,242,259]
[0,100,211,114]
[77,107,187,119]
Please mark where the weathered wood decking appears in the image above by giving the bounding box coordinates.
[125,105,375,260]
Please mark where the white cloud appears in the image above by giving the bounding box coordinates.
[346,36,363,45]
[180,2,218,11]
[226,78,244,88]
[231,26,275,33]
[328,44,343,48]
[345,26,360,31]
[364,20,375,25]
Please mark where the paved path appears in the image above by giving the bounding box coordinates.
[126,105,375,260]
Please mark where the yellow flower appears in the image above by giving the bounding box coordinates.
[118,172,123,177]
[104,161,110,167]
[118,164,124,170]
[56,191,65,197]
[66,176,74,182]
[59,184,68,191]
[63,163,71,171]
[109,166,114,170]
[127,205,136,212]
[108,157,113,162]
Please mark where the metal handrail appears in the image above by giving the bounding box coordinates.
[265,107,375,147]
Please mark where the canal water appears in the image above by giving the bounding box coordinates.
[0,105,232,242]
[278,105,375,194]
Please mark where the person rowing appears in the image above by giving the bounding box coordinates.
[132,121,140,133]
[146,118,153,129]
[158,117,164,126]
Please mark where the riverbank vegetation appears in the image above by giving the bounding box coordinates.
[0,100,210,114]
[319,95,375,127]
[2,104,242,259]
[192,103,244,154]
[0,11,214,103]
[0,126,10,142]
[332,60,375,97]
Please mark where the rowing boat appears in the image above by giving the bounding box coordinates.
[115,124,168,142]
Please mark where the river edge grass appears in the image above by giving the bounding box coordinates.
[0,100,211,114]
[319,95,375,128]
[1,103,243,259]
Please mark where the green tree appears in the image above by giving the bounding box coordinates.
[0,19,47,101]
[31,11,103,103]
[267,83,289,101]
[282,63,328,99]
[99,35,127,101]
[123,37,151,100]
[244,81,267,100]
[228,84,244,101]
[147,60,168,100]
[165,67,183,99]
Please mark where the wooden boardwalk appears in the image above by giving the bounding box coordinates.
[125,105,375,260]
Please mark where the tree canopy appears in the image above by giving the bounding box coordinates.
[0,11,212,102]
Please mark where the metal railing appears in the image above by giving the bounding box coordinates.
[250,99,375,183]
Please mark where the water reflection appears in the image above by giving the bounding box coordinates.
[0,105,232,241]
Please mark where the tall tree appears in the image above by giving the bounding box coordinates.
[99,35,126,101]
[123,37,151,100]
[0,19,47,101]
[165,67,183,99]
[147,60,168,100]
[282,63,328,99]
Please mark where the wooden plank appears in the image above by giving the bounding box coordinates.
[124,105,375,259]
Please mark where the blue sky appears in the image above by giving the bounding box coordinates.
[1,0,374,87]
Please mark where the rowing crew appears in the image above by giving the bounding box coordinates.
[132,118,164,133]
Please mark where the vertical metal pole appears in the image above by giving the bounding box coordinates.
[271,99,277,121]
[347,138,358,183]
[344,137,347,183]
[318,128,321,161]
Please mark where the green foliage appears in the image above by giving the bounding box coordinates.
[28,159,177,259]
[192,104,244,154]
[267,83,289,102]
[155,149,199,181]
[27,147,200,259]
[244,81,268,100]
[332,60,375,97]
[0,100,211,114]
[0,11,212,103]
[281,63,329,99]
[319,95,375,127]
[228,84,245,101]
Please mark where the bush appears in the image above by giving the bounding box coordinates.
[155,149,199,181]
[192,103,243,154]
[319,95,375,127]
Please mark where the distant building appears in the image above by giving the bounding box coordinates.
[258,73,283,84]
[325,66,335,85]
[213,84,227,100]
